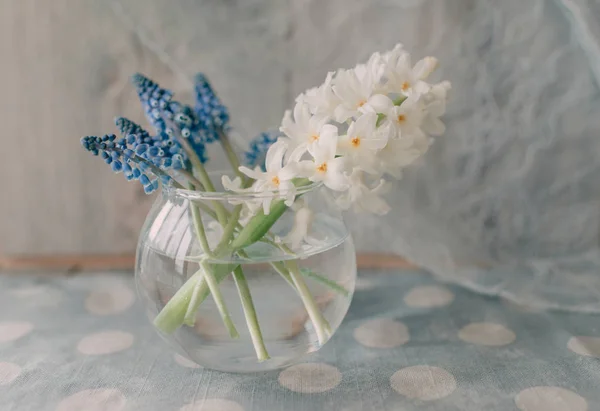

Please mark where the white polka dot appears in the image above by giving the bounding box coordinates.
[77,331,133,355]
[278,363,342,393]
[515,387,588,411]
[568,336,600,358]
[390,366,456,400]
[174,354,201,369]
[404,286,454,308]
[0,362,21,385]
[353,319,409,348]
[0,322,33,343]
[458,322,516,346]
[85,284,135,315]
[57,388,126,411]
[179,399,244,411]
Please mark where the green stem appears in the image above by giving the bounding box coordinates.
[154,268,205,334]
[154,263,238,333]
[184,274,206,326]
[185,186,238,338]
[179,169,205,190]
[232,266,270,360]
[201,260,239,338]
[213,204,243,255]
[271,261,296,289]
[300,268,350,297]
[190,201,213,258]
[218,130,246,182]
[230,200,288,250]
[164,119,229,225]
[285,260,331,345]
[194,165,228,226]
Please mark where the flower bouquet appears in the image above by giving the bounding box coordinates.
[81,44,449,371]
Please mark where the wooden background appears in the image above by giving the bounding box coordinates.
[0,0,459,258]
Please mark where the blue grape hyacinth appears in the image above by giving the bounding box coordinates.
[131,73,229,162]
[193,73,230,143]
[81,72,280,194]
[81,134,163,194]
[244,131,280,169]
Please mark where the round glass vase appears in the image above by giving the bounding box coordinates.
[135,180,357,373]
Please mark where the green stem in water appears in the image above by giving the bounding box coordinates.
[230,200,288,250]
[190,201,213,258]
[285,260,331,345]
[300,268,350,297]
[155,263,238,333]
[185,187,238,338]
[213,204,243,255]
[184,273,206,326]
[200,260,239,338]
[232,266,270,361]
[271,261,296,289]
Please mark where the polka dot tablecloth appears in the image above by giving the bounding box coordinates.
[1,269,600,411]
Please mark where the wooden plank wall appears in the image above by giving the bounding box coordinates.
[0,0,462,257]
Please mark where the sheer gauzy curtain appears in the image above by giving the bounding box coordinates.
[114,0,600,311]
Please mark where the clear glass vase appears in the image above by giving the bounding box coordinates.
[135,179,356,372]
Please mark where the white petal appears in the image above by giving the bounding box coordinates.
[239,166,265,180]
[265,140,287,172]
[354,112,378,135]
[262,197,273,215]
[222,175,243,192]
[333,105,356,123]
[295,160,318,178]
[287,144,308,163]
[363,94,394,114]
[278,163,299,181]
[363,194,391,215]
[413,57,438,80]
[423,118,446,136]
[312,125,338,161]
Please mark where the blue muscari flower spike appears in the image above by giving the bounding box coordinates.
[82,72,233,194]
[244,131,280,169]
[131,73,210,164]
[193,73,230,143]
[81,134,161,194]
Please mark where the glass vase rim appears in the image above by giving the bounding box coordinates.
[162,174,323,201]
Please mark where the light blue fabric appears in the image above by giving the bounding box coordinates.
[1,269,599,410]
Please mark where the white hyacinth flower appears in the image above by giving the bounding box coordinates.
[335,170,391,215]
[332,61,386,123]
[303,71,341,119]
[421,81,452,136]
[383,44,438,96]
[337,112,389,173]
[367,94,426,140]
[278,200,325,249]
[238,140,298,214]
[378,131,432,178]
[298,126,349,191]
[280,100,330,157]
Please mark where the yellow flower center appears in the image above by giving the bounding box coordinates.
[310,134,319,142]
[401,81,410,91]
[357,100,366,108]
[316,163,328,173]
[351,137,361,147]
[271,176,280,186]
[397,114,406,123]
